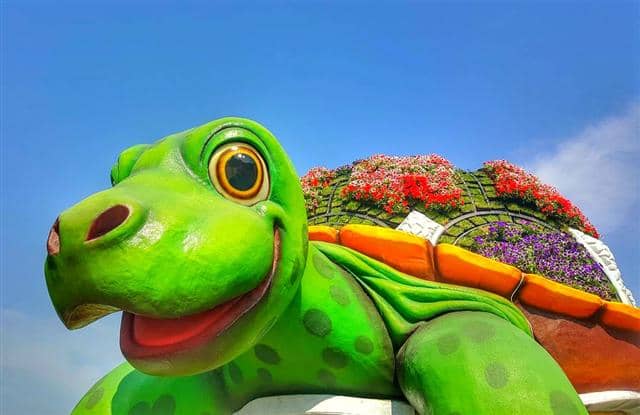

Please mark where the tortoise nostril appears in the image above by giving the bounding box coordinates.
[47,218,60,255]
[86,205,130,241]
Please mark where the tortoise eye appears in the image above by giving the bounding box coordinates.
[208,142,269,205]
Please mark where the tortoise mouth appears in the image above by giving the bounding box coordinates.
[119,228,280,360]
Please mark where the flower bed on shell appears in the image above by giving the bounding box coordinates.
[472,221,614,300]
[300,167,336,213]
[483,160,599,238]
[341,154,464,214]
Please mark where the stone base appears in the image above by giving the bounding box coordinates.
[234,395,416,415]
[234,392,640,414]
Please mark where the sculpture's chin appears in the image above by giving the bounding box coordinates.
[119,228,280,361]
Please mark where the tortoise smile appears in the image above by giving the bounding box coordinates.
[120,228,280,360]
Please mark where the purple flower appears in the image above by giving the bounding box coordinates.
[470,222,614,300]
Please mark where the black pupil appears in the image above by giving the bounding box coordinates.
[225,153,258,191]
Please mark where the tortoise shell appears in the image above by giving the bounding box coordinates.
[302,158,625,302]
[303,156,640,393]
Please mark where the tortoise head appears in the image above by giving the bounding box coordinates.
[44,117,308,375]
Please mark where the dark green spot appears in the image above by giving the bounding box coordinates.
[205,369,225,389]
[228,362,243,384]
[329,285,350,306]
[317,369,336,385]
[303,309,332,337]
[465,321,496,343]
[484,362,509,389]
[152,395,176,415]
[550,391,580,415]
[322,347,349,369]
[437,334,460,355]
[128,402,151,415]
[355,336,374,355]
[84,386,104,409]
[257,368,273,383]
[255,344,281,364]
[313,253,335,278]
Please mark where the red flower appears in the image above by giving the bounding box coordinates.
[484,160,599,238]
[341,154,464,214]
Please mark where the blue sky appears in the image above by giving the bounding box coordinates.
[2,1,639,413]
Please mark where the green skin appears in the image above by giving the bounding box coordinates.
[45,118,587,415]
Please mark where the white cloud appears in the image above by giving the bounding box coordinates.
[1,309,123,415]
[528,103,640,234]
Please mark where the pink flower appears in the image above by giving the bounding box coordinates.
[300,167,336,213]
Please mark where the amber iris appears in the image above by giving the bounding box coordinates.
[209,143,269,205]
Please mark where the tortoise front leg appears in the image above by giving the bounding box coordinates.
[72,362,236,415]
[396,311,587,415]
